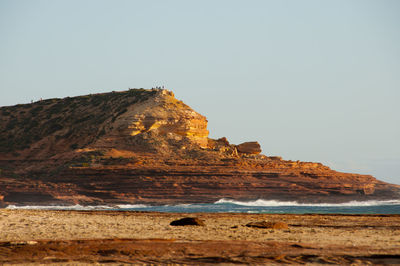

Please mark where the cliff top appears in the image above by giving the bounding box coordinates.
[0,88,260,160]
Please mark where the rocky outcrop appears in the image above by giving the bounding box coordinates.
[170,217,205,226]
[102,89,209,149]
[236,142,262,154]
[0,88,399,206]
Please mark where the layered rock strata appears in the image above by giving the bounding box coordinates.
[0,89,399,206]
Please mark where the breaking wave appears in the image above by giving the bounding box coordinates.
[4,199,400,214]
[214,198,400,207]
[115,204,148,209]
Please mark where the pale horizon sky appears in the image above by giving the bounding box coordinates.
[1,0,399,184]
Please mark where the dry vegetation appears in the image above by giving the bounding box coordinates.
[0,89,156,153]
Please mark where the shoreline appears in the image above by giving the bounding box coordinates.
[1,209,399,264]
[3,208,400,215]
[3,199,400,217]
[3,195,400,208]
[4,197,400,206]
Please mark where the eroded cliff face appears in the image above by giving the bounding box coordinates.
[94,89,209,150]
[0,88,399,206]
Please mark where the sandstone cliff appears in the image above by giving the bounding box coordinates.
[0,89,399,206]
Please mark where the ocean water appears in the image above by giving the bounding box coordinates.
[5,199,400,214]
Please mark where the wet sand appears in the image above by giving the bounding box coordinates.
[0,209,399,264]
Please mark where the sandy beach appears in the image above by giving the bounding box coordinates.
[0,209,399,264]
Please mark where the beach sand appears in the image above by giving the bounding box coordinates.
[0,210,399,264]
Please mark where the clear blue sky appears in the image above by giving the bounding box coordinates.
[1,0,399,184]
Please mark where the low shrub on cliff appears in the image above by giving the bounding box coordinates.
[0,89,158,153]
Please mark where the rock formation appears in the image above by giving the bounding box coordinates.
[236,142,262,154]
[0,88,399,206]
[97,89,209,150]
[170,217,205,226]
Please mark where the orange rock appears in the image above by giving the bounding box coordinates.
[236,141,261,154]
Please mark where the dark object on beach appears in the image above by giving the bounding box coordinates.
[246,221,288,229]
[170,217,205,226]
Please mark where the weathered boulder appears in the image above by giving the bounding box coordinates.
[217,137,230,146]
[170,217,205,226]
[236,141,261,154]
[246,221,288,229]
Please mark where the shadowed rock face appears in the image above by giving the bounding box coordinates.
[0,88,399,206]
[236,142,261,155]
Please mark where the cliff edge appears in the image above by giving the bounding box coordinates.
[0,88,399,206]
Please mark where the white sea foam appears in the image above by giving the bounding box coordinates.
[4,199,400,211]
[115,204,148,209]
[214,198,400,207]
